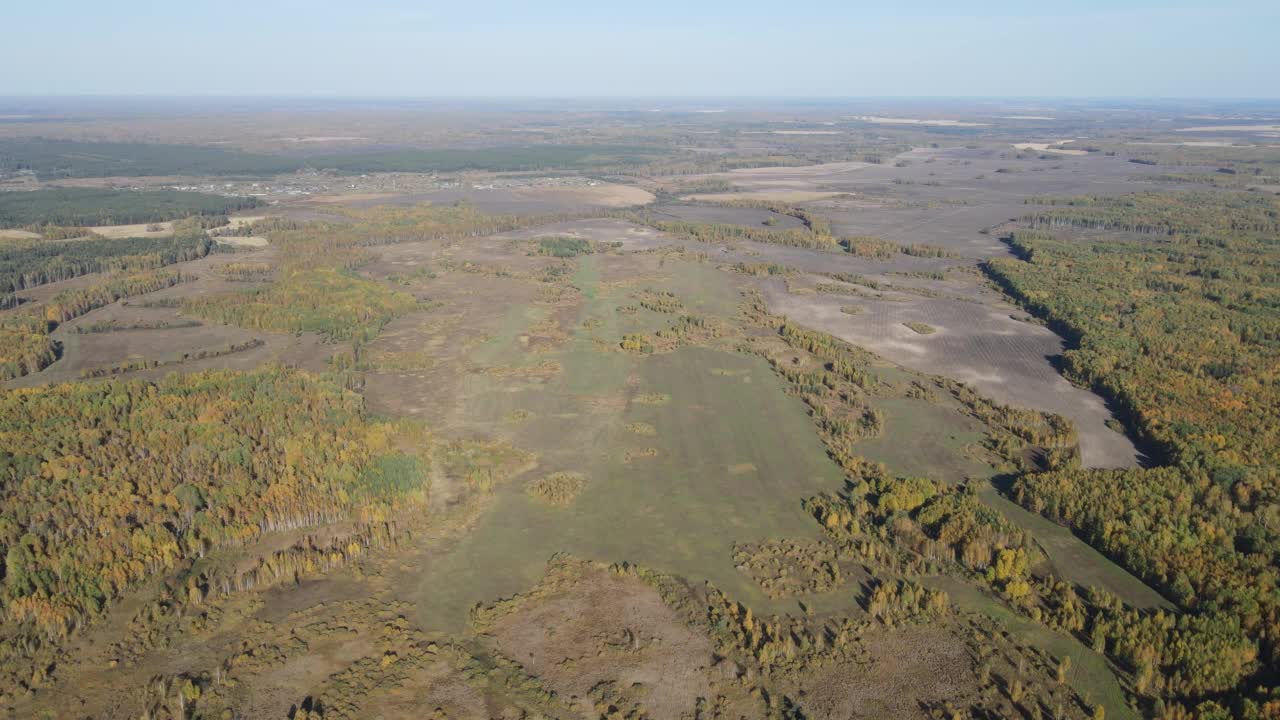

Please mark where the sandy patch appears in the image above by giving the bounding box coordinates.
[853,116,989,127]
[216,235,269,248]
[1012,142,1089,156]
[0,228,42,240]
[320,182,653,211]
[226,215,265,230]
[89,221,174,239]
[516,183,654,208]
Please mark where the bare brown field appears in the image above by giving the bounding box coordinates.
[214,234,269,247]
[225,214,265,229]
[696,158,881,185]
[89,220,174,238]
[337,180,654,215]
[683,189,846,203]
[522,182,654,207]
[304,192,403,204]
[476,560,715,719]
[488,217,678,252]
[653,202,807,228]
[761,275,1139,468]
[800,623,978,718]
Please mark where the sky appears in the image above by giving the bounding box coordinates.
[2,1,1277,98]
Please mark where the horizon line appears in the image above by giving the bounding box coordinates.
[2,94,1279,102]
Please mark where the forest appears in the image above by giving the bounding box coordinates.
[183,267,418,345]
[304,144,669,173]
[0,231,211,296]
[0,188,259,228]
[654,217,841,250]
[985,191,1280,713]
[0,369,427,691]
[534,236,595,257]
[0,138,672,179]
[989,192,1280,472]
[0,138,299,179]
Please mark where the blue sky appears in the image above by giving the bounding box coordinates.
[2,1,1276,97]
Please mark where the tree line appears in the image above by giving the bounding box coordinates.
[0,270,191,381]
[0,232,211,295]
[0,188,259,228]
[986,191,1280,717]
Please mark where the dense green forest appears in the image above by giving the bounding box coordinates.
[992,192,1280,472]
[305,144,668,173]
[985,191,1280,715]
[0,135,906,181]
[534,236,595,257]
[0,138,670,179]
[0,138,299,179]
[0,188,259,228]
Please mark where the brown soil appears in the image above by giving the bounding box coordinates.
[802,624,978,719]
[480,561,716,719]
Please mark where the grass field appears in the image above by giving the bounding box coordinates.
[415,345,846,632]
[853,394,993,484]
[412,257,847,632]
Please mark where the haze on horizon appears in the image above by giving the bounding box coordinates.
[3,0,1278,99]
